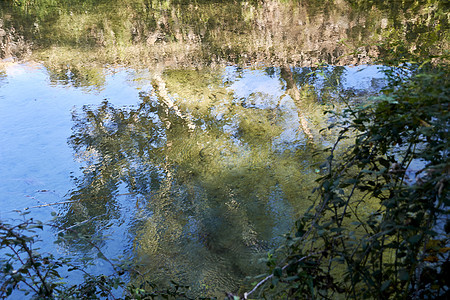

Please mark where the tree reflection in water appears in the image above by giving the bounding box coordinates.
[62,66,348,295]
[1,0,446,296]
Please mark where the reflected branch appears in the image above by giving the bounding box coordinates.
[280,66,314,141]
[152,73,196,130]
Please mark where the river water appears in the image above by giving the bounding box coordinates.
[0,0,446,297]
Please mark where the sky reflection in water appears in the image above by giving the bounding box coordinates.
[0,62,385,296]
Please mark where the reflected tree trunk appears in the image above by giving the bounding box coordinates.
[151,73,196,130]
[280,66,314,142]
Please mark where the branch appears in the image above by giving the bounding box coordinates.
[243,251,323,299]
[1,222,51,296]
[24,201,77,210]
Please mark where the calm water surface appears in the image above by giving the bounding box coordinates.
[0,62,383,296]
[1,0,444,297]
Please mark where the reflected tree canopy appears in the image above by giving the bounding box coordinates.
[58,64,380,294]
[62,66,339,294]
[0,0,447,297]
[1,0,448,83]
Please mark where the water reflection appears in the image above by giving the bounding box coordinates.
[0,61,384,296]
[58,65,383,296]
[1,0,447,73]
[1,0,446,297]
[48,65,106,91]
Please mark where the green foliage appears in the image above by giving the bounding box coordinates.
[0,217,203,299]
[247,62,449,298]
[0,218,64,298]
[1,1,448,298]
[1,48,448,300]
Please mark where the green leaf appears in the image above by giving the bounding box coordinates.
[271,276,279,286]
[399,269,410,281]
[343,178,358,185]
[97,252,107,260]
[408,235,422,244]
[273,267,282,278]
[285,275,299,281]
[380,280,391,291]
